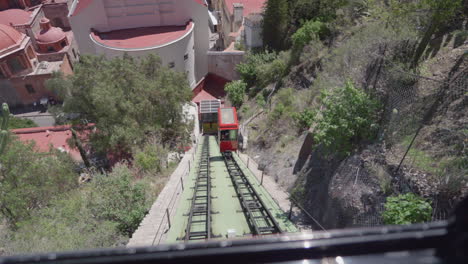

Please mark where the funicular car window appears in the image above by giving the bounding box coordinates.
[229,130,237,140]
[220,130,229,140]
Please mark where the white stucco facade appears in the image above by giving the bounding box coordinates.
[69,0,209,87]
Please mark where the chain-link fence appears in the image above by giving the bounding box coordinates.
[378,55,467,221]
[292,50,467,230]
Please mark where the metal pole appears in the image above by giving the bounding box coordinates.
[180,177,184,191]
[166,208,171,229]
[260,171,264,185]
[247,158,249,168]
[288,202,293,220]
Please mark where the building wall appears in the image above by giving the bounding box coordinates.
[189,0,209,83]
[11,73,54,105]
[244,16,262,48]
[207,50,244,80]
[92,26,196,86]
[0,79,21,106]
[42,3,71,29]
[70,0,209,87]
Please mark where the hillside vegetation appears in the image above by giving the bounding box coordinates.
[0,55,190,254]
[233,0,467,229]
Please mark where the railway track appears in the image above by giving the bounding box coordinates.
[181,136,283,241]
[223,154,283,236]
[184,136,212,241]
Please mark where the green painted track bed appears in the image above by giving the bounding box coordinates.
[165,136,297,243]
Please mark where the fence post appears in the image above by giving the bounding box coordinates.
[260,171,264,185]
[180,177,184,191]
[288,202,293,220]
[166,208,171,229]
[247,158,249,168]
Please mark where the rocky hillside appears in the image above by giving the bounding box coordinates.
[241,16,467,229]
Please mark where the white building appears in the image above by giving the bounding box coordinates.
[68,0,209,87]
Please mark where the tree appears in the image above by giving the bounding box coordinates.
[262,0,289,50]
[0,103,10,155]
[225,80,247,108]
[383,193,432,225]
[291,19,327,62]
[0,138,77,227]
[314,81,381,155]
[47,54,192,154]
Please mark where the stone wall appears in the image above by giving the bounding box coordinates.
[207,50,244,80]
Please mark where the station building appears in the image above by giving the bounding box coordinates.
[69,0,210,87]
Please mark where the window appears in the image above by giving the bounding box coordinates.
[25,84,35,94]
[7,57,25,74]
[220,130,237,141]
[184,54,189,60]
[168,62,175,68]
[48,46,55,52]
[60,41,66,48]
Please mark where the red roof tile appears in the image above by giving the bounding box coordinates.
[0,9,32,26]
[91,21,193,49]
[12,124,94,162]
[192,73,229,104]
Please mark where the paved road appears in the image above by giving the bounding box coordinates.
[14,111,55,127]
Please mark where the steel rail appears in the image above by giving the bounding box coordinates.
[223,154,282,235]
[184,136,212,241]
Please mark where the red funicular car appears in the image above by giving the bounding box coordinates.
[218,107,239,154]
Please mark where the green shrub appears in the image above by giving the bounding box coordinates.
[382,193,432,225]
[291,20,329,63]
[86,164,149,236]
[134,143,166,173]
[257,55,288,88]
[236,51,278,87]
[292,20,328,49]
[225,80,247,108]
[8,117,38,129]
[0,138,78,227]
[4,191,123,254]
[314,80,381,155]
[292,109,315,131]
[256,94,266,108]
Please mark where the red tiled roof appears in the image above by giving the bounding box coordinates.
[12,124,94,162]
[224,0,266,16]
[0,9,32,26]
[91,21,193,49]
[192,73,229,104]
[0,24,23,51]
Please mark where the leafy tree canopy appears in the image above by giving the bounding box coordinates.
[225,80,247,108]
[47,54,192,154]
[0,138,77,227]
[314,80,381,155]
